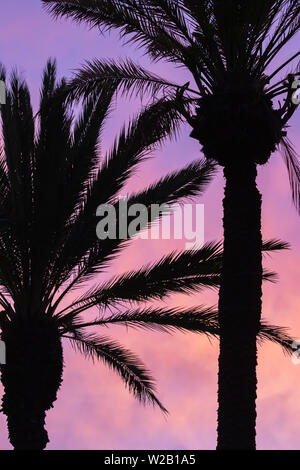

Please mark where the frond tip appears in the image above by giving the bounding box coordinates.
[258,321,294,355]
[280,137,300,213]
[65,332,168,413]
[262,239,291,253]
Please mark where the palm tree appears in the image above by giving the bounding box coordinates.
[42,0,300,449]
[0,59,224,450]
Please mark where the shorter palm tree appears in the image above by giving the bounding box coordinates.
[0,60,292,450]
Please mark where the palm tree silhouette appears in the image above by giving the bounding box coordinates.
[0,59,224,449]
[42,0,300,449]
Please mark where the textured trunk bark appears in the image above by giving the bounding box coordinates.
[217,161,262,450]
[0,319,63,450]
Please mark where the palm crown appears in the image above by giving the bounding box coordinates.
[42,0,300,207]
[0,58,220,406]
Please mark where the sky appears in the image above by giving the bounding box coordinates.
[0,0,299,450]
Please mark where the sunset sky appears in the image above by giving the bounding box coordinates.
[0,0,299,450]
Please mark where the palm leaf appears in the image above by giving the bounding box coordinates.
[63,309,295,357]
[63,305,219,335]
[45,97,202,299]
[280,137,300,213]
[258,321,294,355]
[56,241,222,319]
[48,158,216,310]
[57,237,283,320]
[66,58,198,101]
[65,331,167,412]
[262,238,290,253]
[43,0,189,63]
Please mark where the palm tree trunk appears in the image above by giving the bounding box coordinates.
[0,320,63,450]
[217,161,262,450]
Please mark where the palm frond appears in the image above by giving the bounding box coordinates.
[42,0,189,63]
[56,241,222,319]
[65,85,118,215]
[262,239,290,253]
[258,321,294,355]
[262,270,278,283]
[128,158,216,208]
[255,0,300,74]
[56,236,279,320]
[280,137,300,213]
[48,157,216,310]
[45,96,196,299]
[63,310,295,357]
[0,69,36,301]
[66,58,199,101]
[267,51,300,85]
[148,0,194,45]
[98,94,189,202]
[62,305,219,336]
[65,330,167,412]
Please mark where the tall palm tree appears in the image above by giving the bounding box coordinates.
[42,0,300,449]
